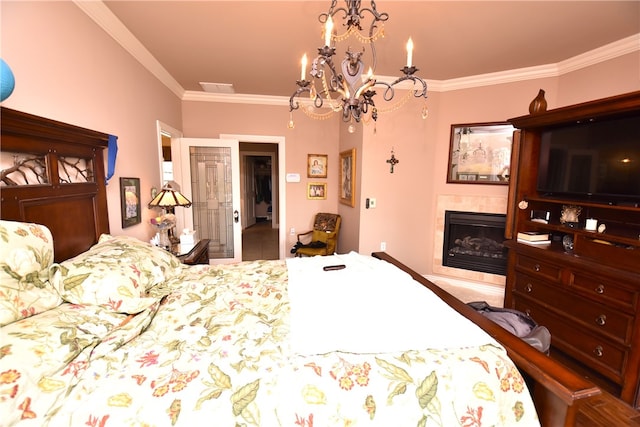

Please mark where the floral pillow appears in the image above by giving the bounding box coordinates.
[49,234,182,314]
[0,220,62,326]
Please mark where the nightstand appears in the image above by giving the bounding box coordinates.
[173,239,210,265]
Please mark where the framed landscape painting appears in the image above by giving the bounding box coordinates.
[447,122,514,184]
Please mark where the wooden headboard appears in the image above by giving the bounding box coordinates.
[1,107,110,262]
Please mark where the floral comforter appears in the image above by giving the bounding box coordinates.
[1,258,540,426]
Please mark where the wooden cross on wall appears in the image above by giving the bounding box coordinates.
[386,149,399,173]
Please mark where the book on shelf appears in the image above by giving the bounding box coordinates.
[517,231,550,242]
[517,238,551,245]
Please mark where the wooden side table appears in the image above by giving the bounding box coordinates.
[173,239,210,265]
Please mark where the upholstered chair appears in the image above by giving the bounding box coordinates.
[293,213,341,257]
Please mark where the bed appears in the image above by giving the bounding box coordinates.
[0,107,601,426]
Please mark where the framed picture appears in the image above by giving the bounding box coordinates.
[339,148,356,207]
[307,154,328,178]
[120,177,141,228]
[307,182,327,200]
[447,122,515,184]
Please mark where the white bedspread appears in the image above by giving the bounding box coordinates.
[286,252,497,355]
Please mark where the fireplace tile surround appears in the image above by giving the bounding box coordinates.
[433,195,508,291]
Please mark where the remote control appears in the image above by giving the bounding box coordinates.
[323,264,346,271]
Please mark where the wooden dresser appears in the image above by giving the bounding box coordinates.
[504,91,640,409]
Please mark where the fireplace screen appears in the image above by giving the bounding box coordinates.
[442,211,507,275]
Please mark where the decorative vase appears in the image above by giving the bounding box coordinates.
[529,89,547,114]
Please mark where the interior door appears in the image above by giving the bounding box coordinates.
[180,138,241,264]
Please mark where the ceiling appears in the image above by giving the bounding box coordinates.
[101,1,640,98]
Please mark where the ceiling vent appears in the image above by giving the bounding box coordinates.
[199,82,235,94]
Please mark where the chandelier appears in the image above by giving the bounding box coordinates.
[288,0,428,130]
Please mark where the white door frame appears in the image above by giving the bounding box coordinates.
[221,133,286,260]
[180,137,242,264]
[155,121,186,233]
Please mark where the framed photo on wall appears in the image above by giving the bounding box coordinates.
[447,122,514,184]
[120,177,141,228]
[307,154,328,178]
[339,148,356,207]
[307,182,327,200]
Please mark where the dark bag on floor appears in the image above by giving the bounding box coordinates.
[467,301,551,353]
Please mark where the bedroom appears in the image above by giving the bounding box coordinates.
[0,1,637,280]
[1,1,640,425]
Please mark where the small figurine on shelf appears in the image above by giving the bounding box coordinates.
[560,205,581,228]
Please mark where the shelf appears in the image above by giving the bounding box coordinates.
[522,219,640,248]
[525,196,640,213]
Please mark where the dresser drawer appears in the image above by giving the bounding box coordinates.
[515,273,634,344]
[515,254,562,282]
[514,298,628,384]
[570,272,638,312]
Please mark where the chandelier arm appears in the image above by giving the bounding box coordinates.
[289,83,324,112]
[289,84,311,111]
[388,72,429,99]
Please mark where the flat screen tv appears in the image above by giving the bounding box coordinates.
[537,114,640,204]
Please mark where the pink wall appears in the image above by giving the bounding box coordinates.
[352,58,639,273]
[181,101,340,250]
[2,2,638,275]
[1,1,182,243]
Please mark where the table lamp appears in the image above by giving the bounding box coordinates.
[148,184,192,244]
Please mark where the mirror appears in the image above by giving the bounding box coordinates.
[447,122,515,184]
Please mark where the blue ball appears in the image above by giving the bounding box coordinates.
[1,59,16,102]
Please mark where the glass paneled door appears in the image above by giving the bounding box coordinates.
[180,138,241,264]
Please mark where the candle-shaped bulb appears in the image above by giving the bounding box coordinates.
[324,16,333,46]
[406,37,414,68]
[300,53,308,81]
[367,67,374,79]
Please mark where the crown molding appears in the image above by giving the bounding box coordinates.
[182,91,290,106]
[76,2,638,105]
[557,33,640,75]
[73,0,185,99]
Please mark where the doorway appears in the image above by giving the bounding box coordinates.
[240,145,279,261]
[157,127,287,261]
[221,133,286,260]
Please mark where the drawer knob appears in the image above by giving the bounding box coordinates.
[595,314,607,326]
[595,284,605,294]
[534,264,541,272]
[525,283,533,293]
[593,345,604,357]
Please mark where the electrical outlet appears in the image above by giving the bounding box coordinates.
[290,227,295,235]
[380,241,386,251]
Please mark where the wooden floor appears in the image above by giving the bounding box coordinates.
[576,390,640,426]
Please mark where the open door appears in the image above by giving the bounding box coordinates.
[180,138,241,264]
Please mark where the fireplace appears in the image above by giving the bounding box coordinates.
[442,211,507,276]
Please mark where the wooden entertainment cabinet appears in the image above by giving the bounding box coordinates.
[504,91,640,409]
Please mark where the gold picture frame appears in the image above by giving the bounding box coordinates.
[339,148,356,207]
[307,154,328,178]
[307,182,327,200]
[447,122,514,184]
